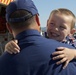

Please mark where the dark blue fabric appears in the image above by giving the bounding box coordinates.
[6,0,38,22]
[0,29,76,75]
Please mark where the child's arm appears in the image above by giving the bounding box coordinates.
[52,47,76,69]
[5,40,20,54]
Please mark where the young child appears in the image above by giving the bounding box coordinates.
[5,8,76,69]
[46,8,76,69]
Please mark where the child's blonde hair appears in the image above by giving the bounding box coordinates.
[49,8,76,30]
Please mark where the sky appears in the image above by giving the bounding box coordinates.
[33,0,76,27]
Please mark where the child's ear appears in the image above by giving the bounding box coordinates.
[70,28,76,34]
[6,23,12,34]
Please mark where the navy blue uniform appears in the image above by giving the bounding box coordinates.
[0,30,76,75]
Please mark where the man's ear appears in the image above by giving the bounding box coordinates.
[6,23,12,34]
[35,14,40,26]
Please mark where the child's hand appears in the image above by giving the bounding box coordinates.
[5,40,20,54]
[52,47,75,69]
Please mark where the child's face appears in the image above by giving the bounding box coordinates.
[47,13,72,42]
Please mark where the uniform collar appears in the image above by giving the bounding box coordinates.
[15,29,41,40]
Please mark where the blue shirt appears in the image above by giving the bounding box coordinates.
[0,29,76,75]
[63,35,76,48]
